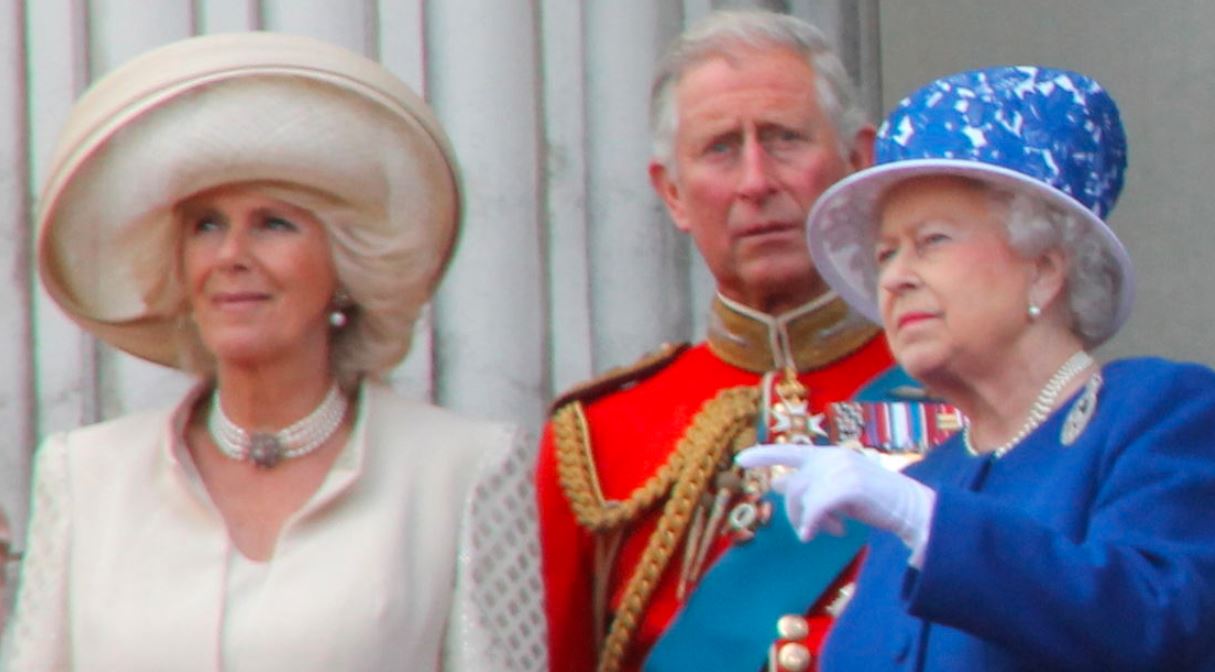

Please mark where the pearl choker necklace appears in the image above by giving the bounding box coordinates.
[964,350,1094,459]
[208,383,348,469]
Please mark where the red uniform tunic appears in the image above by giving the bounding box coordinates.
[537,296,895,672]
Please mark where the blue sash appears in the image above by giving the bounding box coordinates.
[643,366,920,671]
[644,502,868,671]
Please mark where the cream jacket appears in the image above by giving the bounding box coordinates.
[0,381,546,671]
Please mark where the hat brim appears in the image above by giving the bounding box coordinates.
[806,159,1135,345]
[36,32,462,368]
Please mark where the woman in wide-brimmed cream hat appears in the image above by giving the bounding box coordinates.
[2,32,543,671]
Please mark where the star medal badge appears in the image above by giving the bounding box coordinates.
[728,368,826,542]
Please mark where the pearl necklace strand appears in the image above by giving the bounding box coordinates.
[964,350,1094,459]
[208,382,348,469]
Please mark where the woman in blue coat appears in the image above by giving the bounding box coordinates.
[739,65,1215,670]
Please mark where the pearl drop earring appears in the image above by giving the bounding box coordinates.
[329,289,351,329]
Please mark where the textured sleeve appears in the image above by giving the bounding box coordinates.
[443,425,548,672]
[0,434,71,671]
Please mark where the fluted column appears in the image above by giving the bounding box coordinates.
[426,0,546,432]
[584,1,693,371]
[0,0,33,542]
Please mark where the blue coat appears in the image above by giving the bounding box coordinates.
[822,358,1215,671]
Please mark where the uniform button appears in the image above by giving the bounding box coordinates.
[776,642,812,671]
[776,614,810,640]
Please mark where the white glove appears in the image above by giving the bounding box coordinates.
[735,444,936,564]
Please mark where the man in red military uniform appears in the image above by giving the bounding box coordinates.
[536,9,933,672]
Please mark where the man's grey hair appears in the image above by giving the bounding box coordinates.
[649,9,868,168]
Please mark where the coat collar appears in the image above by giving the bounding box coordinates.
[706,292,880,373]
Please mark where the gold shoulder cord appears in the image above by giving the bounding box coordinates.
[553,385,761,672]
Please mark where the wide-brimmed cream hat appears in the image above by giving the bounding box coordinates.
[36,31,462,368]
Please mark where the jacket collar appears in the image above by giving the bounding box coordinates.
[706,292,880,373]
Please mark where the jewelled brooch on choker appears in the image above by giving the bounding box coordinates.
[208,383,348,469]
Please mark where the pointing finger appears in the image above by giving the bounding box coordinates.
[735,444,810,469]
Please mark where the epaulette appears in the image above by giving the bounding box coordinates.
[548,342,690,414]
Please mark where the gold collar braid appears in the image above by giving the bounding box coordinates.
[707,293,879,373]
[552,386,760,672]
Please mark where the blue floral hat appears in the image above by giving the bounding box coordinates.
[806,65,1134,345]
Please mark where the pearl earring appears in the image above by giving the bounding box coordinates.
[329,289,351,329]
[1028,302,1042,319]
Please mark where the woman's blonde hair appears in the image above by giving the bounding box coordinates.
[143,180,437,388]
